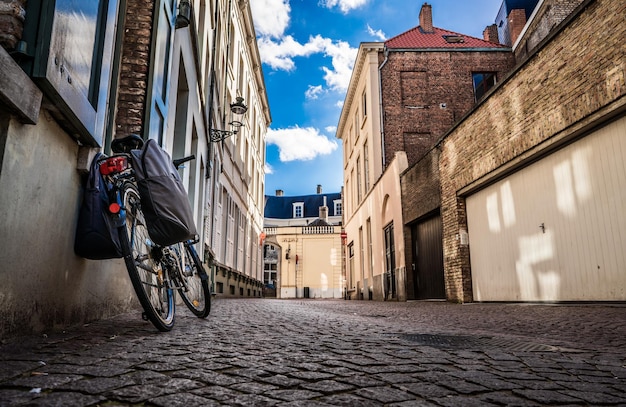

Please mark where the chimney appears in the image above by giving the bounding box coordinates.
[316,184,322,194]
[319,196,328,222]
[419,3,433,33]
[507,8,527,46]
[276,189,284,196]
[483,24,500,44]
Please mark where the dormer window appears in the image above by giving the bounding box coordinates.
[293,202,304,218]
[334,200,343,216]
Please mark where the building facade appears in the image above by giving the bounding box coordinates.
[436,0,625,302]
[263,188,344,299]
[0,0,269,338]
[338,4,515,301]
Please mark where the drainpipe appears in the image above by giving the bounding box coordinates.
[378,46,389,169]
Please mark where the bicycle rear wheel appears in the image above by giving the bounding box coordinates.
[175,242,211,318]
[119,183,175,331]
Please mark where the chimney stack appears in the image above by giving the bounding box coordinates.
[276,189,284,196]
[507,9,527,46]
[317,184,322,194]
[483,24,500,44]
[419,3,433,33]
[319,196,328,222]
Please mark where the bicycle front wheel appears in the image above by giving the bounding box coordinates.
[119,183,175,331]
[175,242,211,318]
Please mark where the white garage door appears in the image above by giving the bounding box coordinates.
[467,116,626,301]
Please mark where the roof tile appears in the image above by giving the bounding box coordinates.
[386,26,509,49]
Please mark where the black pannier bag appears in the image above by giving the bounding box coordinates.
[131,139,197,246]
[74,153,124,259]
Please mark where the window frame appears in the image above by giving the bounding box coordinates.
[21,0,123,147]
[472,72,497,102]
[293,202,304,218]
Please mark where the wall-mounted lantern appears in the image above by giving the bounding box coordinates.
[210,96,248,142]
[175,0,191,29]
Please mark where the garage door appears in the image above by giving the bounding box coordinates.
[467,116,626,301]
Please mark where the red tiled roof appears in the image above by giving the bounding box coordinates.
[385,26,509,49]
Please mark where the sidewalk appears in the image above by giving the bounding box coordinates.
[1,299,625,406]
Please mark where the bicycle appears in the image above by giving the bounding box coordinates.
[98,134,211,331]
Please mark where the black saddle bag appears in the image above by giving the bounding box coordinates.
[131,139,197,246]
[74,153,124,259]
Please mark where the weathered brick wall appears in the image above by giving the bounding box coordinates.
[115,0,154,138]
[515,0,585,61]
[0,0,25,49]
[439,0,626,302]
[401,148,440,224]
[380,50,515,169]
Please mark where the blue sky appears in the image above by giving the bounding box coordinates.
[250,0,504,197]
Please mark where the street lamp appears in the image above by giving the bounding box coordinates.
[210,96,248,142]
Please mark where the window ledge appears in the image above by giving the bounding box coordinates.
[0,47,42,124]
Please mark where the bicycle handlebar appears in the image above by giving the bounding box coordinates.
[173,155,195,169]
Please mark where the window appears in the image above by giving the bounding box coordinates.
[23,0,123,146]
[359,227,365,289]
[345,179,350,214]
[363,140,370,192]
[350,168,355,208]
[293,202,304,218]
[473,72,497,102]
[366,218,373,282]
[334,200,342,216]
[356,156,362,203]
[361,89,367,122]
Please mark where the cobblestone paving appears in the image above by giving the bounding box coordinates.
[1,299,625,406]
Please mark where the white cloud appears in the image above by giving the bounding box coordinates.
[250,0,291,38]
[305,85,324,100]
[266,126,338,162]
[265,163,274,174]
[319,0,369,13]
[325,125,337,133]
[257,34,357,92]
[319,38,357,92]
[367,24,386,41]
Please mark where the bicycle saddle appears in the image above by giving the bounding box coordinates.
[111,134,144,153]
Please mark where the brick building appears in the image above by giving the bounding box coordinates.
[338,3,514,301]
[404,0,625,302]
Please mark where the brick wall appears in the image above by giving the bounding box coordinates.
[507,8,527,46]
[439,0,625,302]
[115,0,155,138]
[380,50,515,169]
[515,0,585,61]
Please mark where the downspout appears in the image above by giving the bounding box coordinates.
[378,46,389,169]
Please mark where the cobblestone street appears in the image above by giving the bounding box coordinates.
[1,299,625,406]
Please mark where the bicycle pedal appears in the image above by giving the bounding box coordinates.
[142,312,149,321]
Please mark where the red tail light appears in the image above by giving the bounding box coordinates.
[99,157,128,175]
[108,203,121,214]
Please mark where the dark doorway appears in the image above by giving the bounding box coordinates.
[411,214,445,299]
